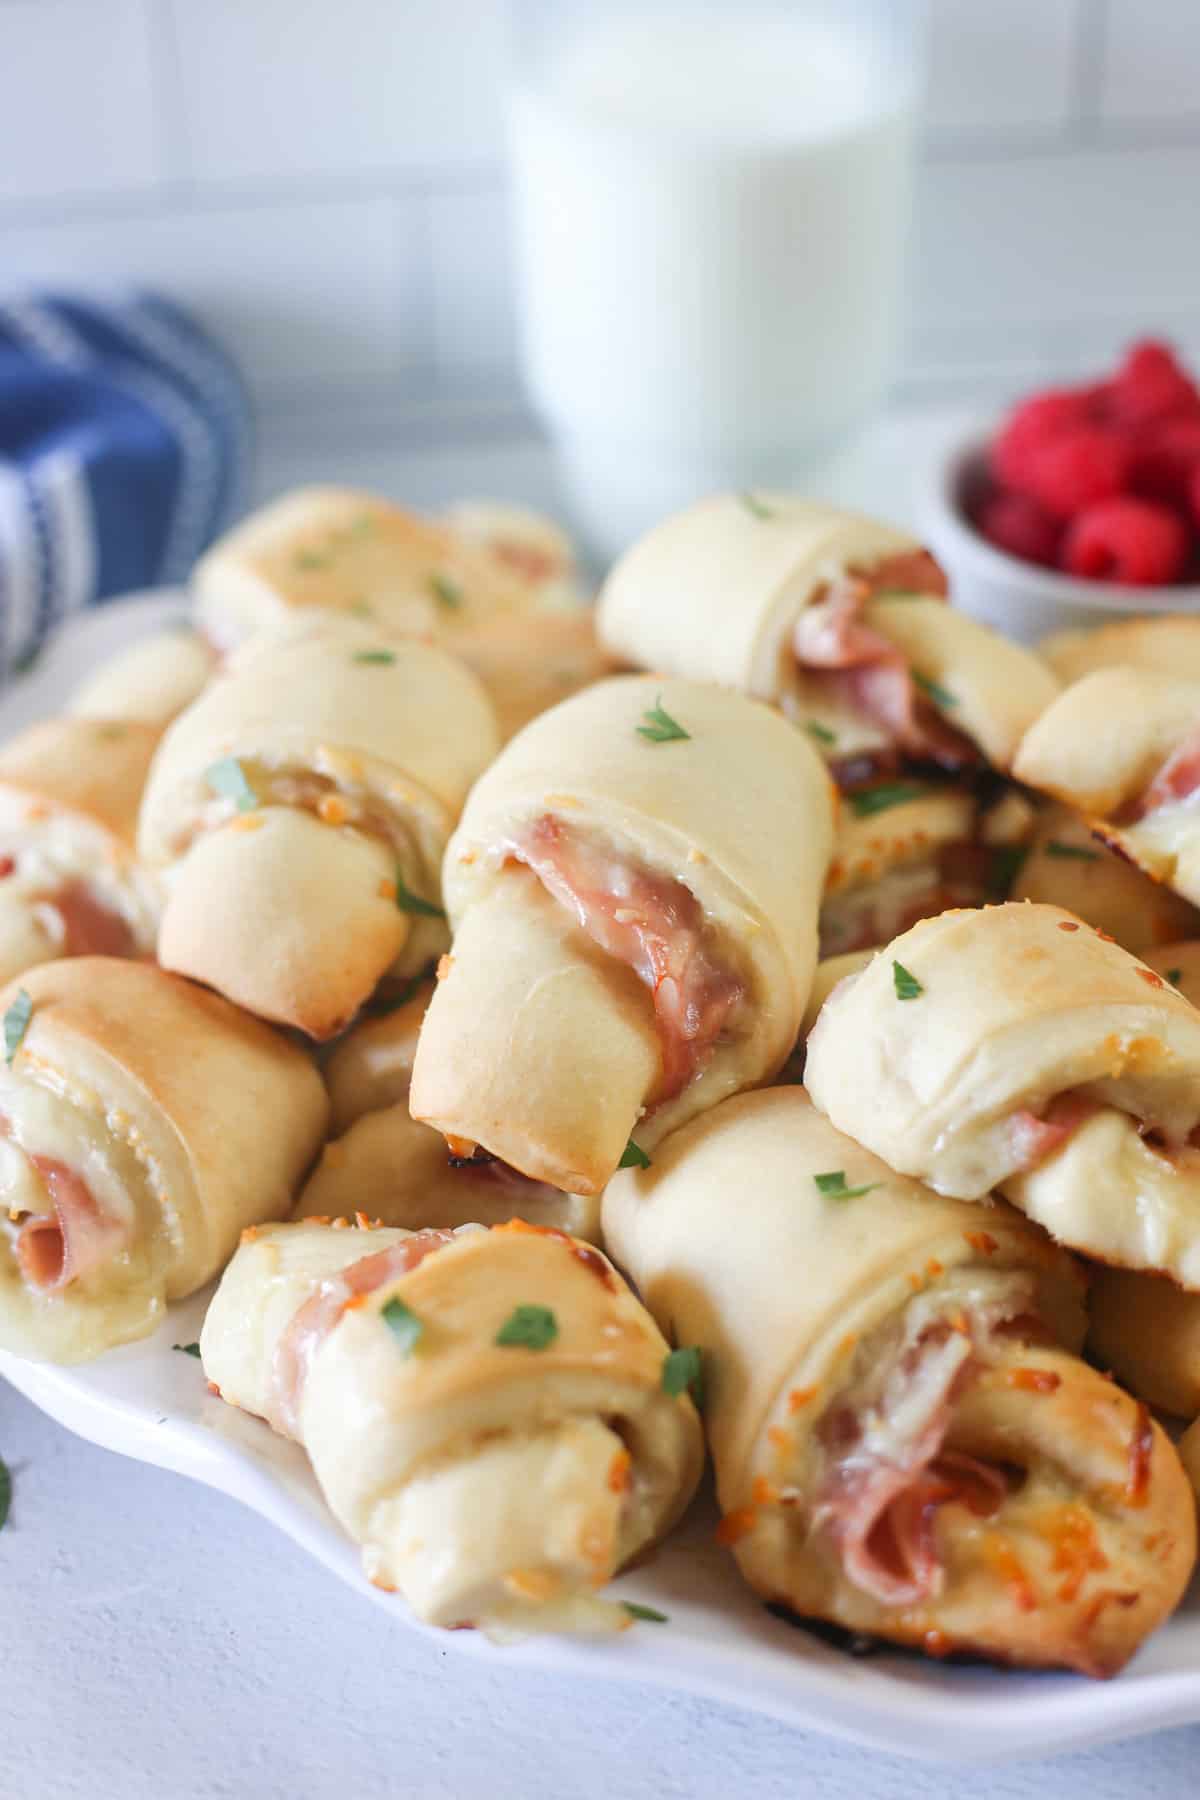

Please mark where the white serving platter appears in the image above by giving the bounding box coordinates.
[2,593,1199,1764]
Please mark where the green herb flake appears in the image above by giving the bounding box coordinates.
[1044,840,1101,862]
[1167,968,1183,987]
[636,697,691,744]
[738,492,774,520]
[893,960,924,1001]
[293,549,329,572]
[205,756,258,814]
[173,1342,201,1358]
[495,1304,558,1351]
[805,720,836,746]
[381,1295,423,1356]
[352,648,396,666]
[428,571,464,611]
[912,670,956,709]
[622,1601,669,1624]
[849,783,924,819]
[3,990,32,1067]
[394,872,446,920]
[0,1455,10,1532]
[814,1170,880,1201]
[661,1345,704,1407]
[618,1138,652,1170]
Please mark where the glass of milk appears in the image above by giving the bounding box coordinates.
[508,0,923,559]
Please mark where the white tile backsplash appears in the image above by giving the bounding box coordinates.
[1101,0,1200,124]
[0,0,161,203]
[164,0,507,182]
[0,0,1196,448]
[0,194,425,395]
[922,0,1084,136]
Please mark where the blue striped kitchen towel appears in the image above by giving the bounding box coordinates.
[0,291,251,674]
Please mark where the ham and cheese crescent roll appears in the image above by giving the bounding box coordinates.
[0,717,161,985]
[410,675,834,1193]
[440,500,586,610]
[603,1087,1195,1676]
[806,902,1200,1286]
[1087,1266,1200,1418]
[138,615,499,1038]
[0,957,327,1363]
[598,495,1059,779]
[1013,668,1200,907]
[1012,804,1200,955]
[299,983,601,1241]
[70,628,217,728]
[192,487,535,650]
[201,1217,703,1637]
[1040,616,1200,688]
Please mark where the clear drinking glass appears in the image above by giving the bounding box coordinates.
[507,0,925,559]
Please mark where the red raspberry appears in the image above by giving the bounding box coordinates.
[1110,339,1200,427]
[1062,497,1189,586]
[1011,426,1130,519]
[975,491,1060,567]
[992,388,1093,487]
[1131,417,1200,504]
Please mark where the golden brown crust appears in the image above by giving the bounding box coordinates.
[1013,806,1200,955]
[323,981,433,1134]
[1087,1264,1200,1417]
[454,610,621,743]
[0,717,161,845]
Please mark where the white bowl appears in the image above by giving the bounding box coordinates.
[921,431,1200,645]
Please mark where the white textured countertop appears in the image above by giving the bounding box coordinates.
[4,412,1198,1799]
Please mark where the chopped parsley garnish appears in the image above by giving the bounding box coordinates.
[661,1345,704,1407]
[495,1304,558,1351]
[849,782,923,819]
[1044,840,1100,862]
[205,756,258,813]
[738,492,774,520]
[636,697,691,744]
[618,1138,652,1170]
[805,720,836,746]
[428,571,463,610]
[381,1296,423,1356]
[352,648,396,666]
[173,1342,201,1358]
[892,960,923,1001]
[622,1601,669,1624]
[912,670,956,709]
[293,549,328,571]
[0,1454,9,1532]
[1167,968,1183,987]
[814,1170,880,1201]
[3,990,32,1066]
[394,873,446,919]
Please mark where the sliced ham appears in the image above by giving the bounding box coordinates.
[1137,725,1200,816]
[271,1231,457,1435]
[793,563,973,773]
[49,881,138,959]
[510,815,745,1103]
[14,1153,126,1291]
[1007,1094,1096,1173]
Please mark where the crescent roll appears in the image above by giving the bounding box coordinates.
[806,902,1200,1285]
[1012,804,1200,954]
[201,1217,703,1636]
[138,615,499,1038]
[1087,1265,1200,1418]
[0,957,327,1363]
[603,1087,1196,1676]
[70,628,217,728]
[598,495,1059,778]
[410,675,834,1193]
[192,487,535,650]
[1040,616,1200,688]
[440,499,586,610]
[0,717,161,985]
[820,782,991,959]
[1144,940,1200,1008]
[300,983,600,1241]
[1181,1420,1200,1499]
[455,609,621,744]
[1013,667,1200,907]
